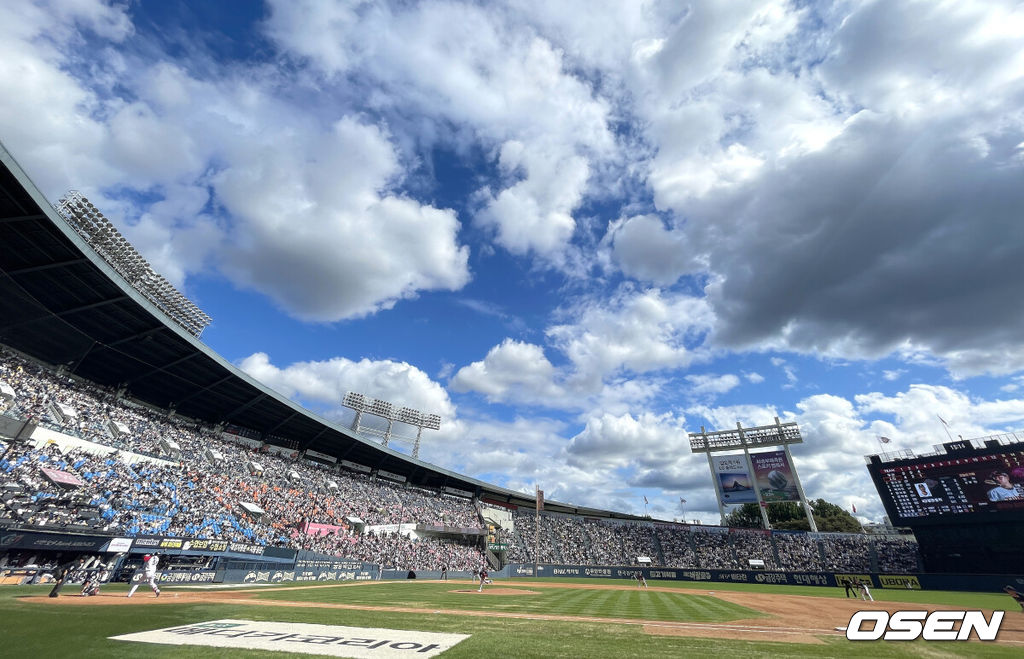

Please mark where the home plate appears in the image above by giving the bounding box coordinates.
[110,619,469,657]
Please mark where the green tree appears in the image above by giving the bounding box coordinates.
[810,498,863,533]
[723,499,863,533]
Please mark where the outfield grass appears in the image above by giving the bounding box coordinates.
[516,576,1018,610]
[0,580,1019,658]
[254,580,758,622]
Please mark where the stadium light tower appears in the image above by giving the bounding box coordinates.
[54,191,212,337]
[341,391,441,459]
[688,417,817,532]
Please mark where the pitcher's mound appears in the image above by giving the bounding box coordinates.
[450,588,539,596]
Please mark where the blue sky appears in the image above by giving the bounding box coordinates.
[3,0,1024,524]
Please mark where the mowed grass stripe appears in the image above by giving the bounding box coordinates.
[255,582,758,622]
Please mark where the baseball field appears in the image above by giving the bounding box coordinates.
[4,577,1022,657]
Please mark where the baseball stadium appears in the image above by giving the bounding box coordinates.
[4,1,1024,656]
[1,140,1023,656]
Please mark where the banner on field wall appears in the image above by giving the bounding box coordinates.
[711,455,756,503]
[834,573,875,588]
[750,450,800,502]
[879,574,921,589]
[511,564,835,586]
[508,564,1024,592]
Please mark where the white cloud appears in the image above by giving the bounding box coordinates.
[744,371,764,384]
[452,288,714,409]
[548,288,715,387]
[0,4,471,319]
[217,117,470,321]
[566,411,689,469]
[265,0,615,264]
[238,351,457,440]
[449,339,564,404]
[684,373,740,397]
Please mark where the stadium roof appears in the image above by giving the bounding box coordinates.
[0,142,638,520]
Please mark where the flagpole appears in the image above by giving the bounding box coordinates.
[937,415,955,442]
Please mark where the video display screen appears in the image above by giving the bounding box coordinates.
[869,444,1024,525]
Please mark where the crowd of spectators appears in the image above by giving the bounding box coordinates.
[0,347,925,574]
[0,349,485,571]
[502,509,921,572]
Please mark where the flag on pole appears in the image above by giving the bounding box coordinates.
[536,488,544,512]
[937,415,949,426]
[643,495,648,504]
[680,498,687,504]
[878,436,891,444]
[852,503,857,513]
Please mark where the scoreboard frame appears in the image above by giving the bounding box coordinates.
[867,437,1024,527]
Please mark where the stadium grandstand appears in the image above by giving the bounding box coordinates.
[0,141,925,586]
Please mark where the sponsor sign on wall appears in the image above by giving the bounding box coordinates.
[879,574,922,589]
[711,455,756,503]
[0,530,110,552]
[105,537,133,553]
[110,619,469,657]
[750,450,800,502]
[131,570,217,584]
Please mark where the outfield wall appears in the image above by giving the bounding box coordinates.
[506,563,1024,594]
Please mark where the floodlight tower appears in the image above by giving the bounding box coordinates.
[688,417,817,531]
[341,392,441,459]
[53,191,212,337]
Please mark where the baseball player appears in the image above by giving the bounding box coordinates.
[127,553,161,598]
[477,568,490,592]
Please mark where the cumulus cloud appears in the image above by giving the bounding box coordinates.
[238,351,457,439]
[449,339,564,404]
[605,214,695,286]
[566,411,689,469]
[623,0,1024,375]
[265,0,615,263]
[451,288,714,410]
[684,373,740,398]
[548,288,715,387]
[0,2,471,318]
[217,117,470,320]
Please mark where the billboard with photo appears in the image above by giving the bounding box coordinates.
[712,455,756,504]
[751,450,800,502]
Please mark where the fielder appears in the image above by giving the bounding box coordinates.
[477,568,491,592]
[127,553,161,598]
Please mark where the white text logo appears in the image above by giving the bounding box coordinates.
[846,610,1003,641]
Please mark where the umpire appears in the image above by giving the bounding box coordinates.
[49,556,84,598]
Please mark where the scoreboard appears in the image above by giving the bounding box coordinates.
[867,440,1024,526]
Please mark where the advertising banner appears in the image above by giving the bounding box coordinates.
[129,569,218,584]
[110,619,470,657]
[104,537,133,553]
[507,564,837,588]
[298,522,345,537]
[711,455,756,503]
[0,529,111,552]
[878,574,921,589]
[40,467,84,488]
[181,539,229,552]
[751,450,800,502]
